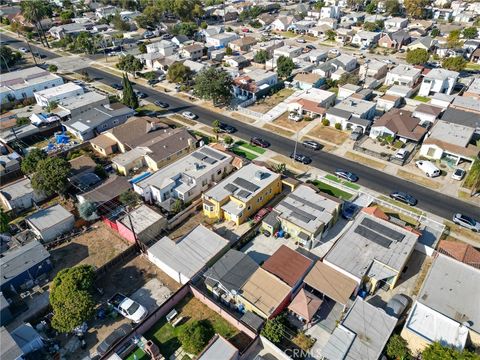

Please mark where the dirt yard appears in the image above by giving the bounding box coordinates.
[263,123,295,138]
[272,112,312,132]
[249,88,295,113]
[168,210,214,241]
[345,151,387,171]
[397,169,442,190]
[49,222,130,278]
[308,125,349,145]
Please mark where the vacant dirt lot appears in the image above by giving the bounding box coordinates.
[249,88,295,113]
[308,125,349,145]
[263,123,295,138]
[272,112,312,132]
[49,222,129,278]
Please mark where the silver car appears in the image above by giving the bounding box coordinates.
[452,213,480,232]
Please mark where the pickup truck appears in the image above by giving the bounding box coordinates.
[108,293,148,323]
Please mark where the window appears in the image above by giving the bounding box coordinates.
[427,148,435,157]
[204,204,213,211]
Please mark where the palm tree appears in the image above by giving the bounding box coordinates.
[20,0,52,48]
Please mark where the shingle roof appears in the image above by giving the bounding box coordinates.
[262,245,313,287]
[373,109,427,141]
[288,288,322,322]
[437,240,480,269]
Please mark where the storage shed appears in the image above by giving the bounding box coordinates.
[26,204,75,242]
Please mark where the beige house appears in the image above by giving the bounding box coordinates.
[229,36,257,53]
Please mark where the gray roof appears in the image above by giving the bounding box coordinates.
[10,323,42,351]
[263,211,279,227]
[26,204,74,233]
[0,178,36,201]
[80,175,131,204]
[147,225,229,279]
[417,254,480,333]
[424,68,458,81]
[440,108,480,128]
[452,96,480,113]
[0,241,50,288]
[324,211,418,281]
[334,98,376,117]
[204,249,258,292]
[198,335,238,360]
[323,298,397,360]
[326,107,353,120]
[274,185,340,235]
[118,205,165,234]
[240,311,264,331]
[0,327,23,360]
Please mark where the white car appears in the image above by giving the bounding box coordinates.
[288,112,302,122]
[329,49,340,55]
[18,47,29,53]
[182,111,197,120]
[394,148,408,160]
[451,168,466,181]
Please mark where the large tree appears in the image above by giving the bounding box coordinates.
[50,265,96,333]
[194,67,233,106]
[0,46,22,70]
[31,157,71,196]
[111,13,130,31]
[116,54,143,76]
[463,27,478,40]
[446,29,462,49]
[276,55,295,78]
[178,320,214,354]
[77,201,99,221]
[121,73,139,109]
[384,0,401,16]
[338,72,360,86]
[135,5,162,29]
[254,49,269,64]
[167,62,192,83]
[442,56,467,72]
[406,48,429,65]
[20,0,52,48]
[21,148,47,174]
[404,0,429,19]
[172,22,198,37]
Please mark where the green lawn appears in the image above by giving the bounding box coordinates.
[325,174,360,190]
[413,95,430,103]
[378,195,424,216]
[235,141,266,154]
[231,147,258,160]
[325,174,341,183]
[342,181,360,191]
[310,180,354,200]
[125,348,149,360]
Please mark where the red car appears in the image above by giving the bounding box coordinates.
[254,207,273,223]
[250,137,270,148]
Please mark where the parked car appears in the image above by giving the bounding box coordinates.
[218,122,237,133]
[161,34,173,40]
[288,112,303,122]
[290,153,312,164]
[389,191,417,206]
[33,52,46,59]
[182,111,197,120]
[335,169,359,182]
[302,140,321,150]
[342,202,359,220]
[18,47,29,53]
[107,293,148,323]
[385,294,411,319]
[415,160,440,178]
[250,137,270,148]
[306,44,316,50]
[296,38,306,43]
[96,324,132,356]
[111,83,123,90]
[254,207,273,223]
[394,148,409,160]
[350,126,363,141]
[452,213,480,232]
[134,90,147,98]
[154,100,169,108]
[329,49,340,55]
[451,168,466,181]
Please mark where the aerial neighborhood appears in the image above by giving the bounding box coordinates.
[1,0,480,359]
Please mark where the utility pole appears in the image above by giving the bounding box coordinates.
[292,129,299,162]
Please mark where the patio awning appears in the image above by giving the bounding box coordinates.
[288,288,322,322]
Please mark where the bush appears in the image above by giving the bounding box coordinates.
[303,116,313,121]
[386,335,412,360]
[334,123,342,130]
[321,118,330,126]
[179,320,214,354]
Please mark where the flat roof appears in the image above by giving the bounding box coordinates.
[0,66,62,91]
[304,261,357,305]
[390,64,421,78]
[0,177,35,200]
[274,185,339,235]
[428,120,475,147]
[1,327,23,360]
[147,225,229,279]
[118,205,165,234]
[417,253,480,334]
[59,91,107,110]
[324,210,419,281]
[440,108,480,128]
[26,204,73,232]
[334,98,376,116]
[205,163,280,202]
[35,82,83,99]
[323,298,397,360]
[240,267,291,317]
[425,68,459,80]
[198,336,238,360]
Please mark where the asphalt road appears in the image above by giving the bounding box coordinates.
[2,33,479,220]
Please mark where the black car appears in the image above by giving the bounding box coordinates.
[342,202,359,220]
[302,140,321,150]
[390,191,417,206]
[134,90,147,99]
[96,324,132,356]
[33,52,47,59]
[306,44,316,50]
[335,169,359,182]
[111,83,123,90]
[219,122,237,133]
[250,137,270,148]
[290,153,312,164]
[154,100,169,108]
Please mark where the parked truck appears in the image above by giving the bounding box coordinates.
[107,293,148,323]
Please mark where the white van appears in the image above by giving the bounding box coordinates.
[415,160,441,178]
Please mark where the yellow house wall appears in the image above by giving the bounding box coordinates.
[238,296,269,319]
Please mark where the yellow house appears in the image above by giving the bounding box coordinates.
[202,164,282,226]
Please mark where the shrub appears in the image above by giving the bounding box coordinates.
[179,320,214,354]
[321,118,330,126]
[303,116,313,121]
[334,123,342,130]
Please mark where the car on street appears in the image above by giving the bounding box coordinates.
[96,324,132,356]
[329,49,340,55]
[33,52,46,59]
[342,202,359,220]
[154,100,169,108]
[218,122,237,133]
[385,294,411,320]
[302,140,321,150]
[111,83,123,90]
[182,111,197,120]
[250,137,270,148]
[134,90,147,98]
[451,168,466,181]
[161,34,173,40]
[389,191,417,206]
[452,213,480,232]
[290,153,312,164]
[335,169,359,182]
[18,47,29,53]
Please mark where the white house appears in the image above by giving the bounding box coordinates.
[133,146,232,205]
[146,40,175,57]
[326,98,376,131]
[205,32,239,49]
[34,82,84,107]
[287,88,336,118]
[0,67,64,103]
[273,45,303,60]
[271,16,295,31]
[384,17,408,31]
[418,68,459,97]
[320,5,341,19]
[26,204,75,242]
[352,31,381,49]
[385,64,422,87]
